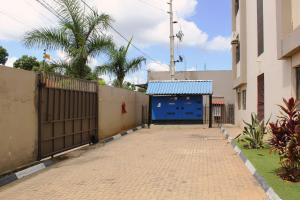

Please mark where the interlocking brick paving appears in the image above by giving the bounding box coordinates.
[0,125,267,200]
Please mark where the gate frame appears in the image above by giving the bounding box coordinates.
[37,73,99,160]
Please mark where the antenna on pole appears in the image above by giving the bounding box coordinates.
[168,0,175,80]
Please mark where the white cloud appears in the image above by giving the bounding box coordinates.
[147,62,170,71]
[141,19,208,47]
[5,57,17,67]
[88,0,217,50]
[0,0,57,40]
[56,50,70,61]
[206,36,231,51]
[87,57,99,69]
[125,70,147,84]
[187,66,196,71]
[0,0,231,52]
[56,50,100,69]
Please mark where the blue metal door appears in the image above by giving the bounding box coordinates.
[151,96,203,121]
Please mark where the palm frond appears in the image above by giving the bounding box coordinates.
[125,56,146,74]
[87,35,113,56]
[124,37,133,55]
[51,60,71,70]
[24,28,69,50]
[95,64,115,75]
[23,0,112,79]
[56,0,85,47]
[85,12,112,39]
[56,0,83,26]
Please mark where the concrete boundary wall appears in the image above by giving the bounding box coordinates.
[98,85,148,139]
[0,66,149,175]
[0,66,38,175]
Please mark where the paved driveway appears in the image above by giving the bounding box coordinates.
[0,125,266,200]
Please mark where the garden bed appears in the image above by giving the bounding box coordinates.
[236,141,300,200]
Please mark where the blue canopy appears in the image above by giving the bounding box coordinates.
[146,80,213,95]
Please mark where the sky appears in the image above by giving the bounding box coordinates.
[0,0,232,84]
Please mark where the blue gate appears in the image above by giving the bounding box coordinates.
[151,96,203,121]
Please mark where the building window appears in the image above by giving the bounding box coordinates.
[237,92,241,110]
[257,0,264,56]
[242,90,247,110]
[236,37,240,64]
[213,105,222,117]
[296,67,300,100]
[257,74,265,121]
[235,0,239,15]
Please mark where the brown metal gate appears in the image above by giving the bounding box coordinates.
[37,74,98,159]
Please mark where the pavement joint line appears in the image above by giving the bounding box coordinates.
[0,125,144,188]
[220,126,283,200]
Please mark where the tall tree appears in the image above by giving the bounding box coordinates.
[0,46,8,65]
[24,0,113,79]
[96,40,146,88]
[13,55,40,71]
[32,62,57,74]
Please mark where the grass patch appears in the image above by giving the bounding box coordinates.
[236,141,300,200]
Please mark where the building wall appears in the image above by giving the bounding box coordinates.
[292,0,300,30]
[232,0,299,127]
[292,52,300,67]
[0,66,38,174]
[232,0,247,88]
[98,85,148,139]
[276,0,300,59]
[148,70,234,104]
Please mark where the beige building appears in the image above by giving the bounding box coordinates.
[232,0,300,126]
[148,70,235,105]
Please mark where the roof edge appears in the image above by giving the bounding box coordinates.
[148,80,213,83]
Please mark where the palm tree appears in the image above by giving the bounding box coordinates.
[96,40,146,88]
[24,0,113,79]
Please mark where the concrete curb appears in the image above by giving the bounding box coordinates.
[0,159,55,187]
[0,125,145,188]
[102,125,145,144]
[220,127,282,200]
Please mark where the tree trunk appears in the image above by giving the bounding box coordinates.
[117,76,124,88]
[72,57,88,79]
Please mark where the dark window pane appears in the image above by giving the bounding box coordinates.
[296,68,300,100]
[235,0,239,15]
[257,0,264,56]
[236,42,240,64]
[257,74,265,121]
[242,90,247,110]
[237,92,241,110]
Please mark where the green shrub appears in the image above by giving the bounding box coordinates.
[240,113,269,149]
[269,98,300,182]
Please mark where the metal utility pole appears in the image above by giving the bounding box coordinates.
[168,0,175,80]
